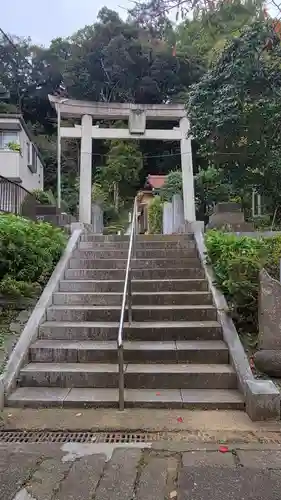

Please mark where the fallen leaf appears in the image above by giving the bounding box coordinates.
[170,491,177,499]
[75,413,82,417]
[177,417,183,423]
[8,413,12,417]
[219,445,229,453]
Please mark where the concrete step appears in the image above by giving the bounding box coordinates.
[53,291,213,306]
[65,268,204,280]
[59,279,209,293]
[81,234,194,242]
[7,387,244,410]
[79,241,196,250]
[39,320,222,341]
[46,305,217,322]
[19,363,236,389]
[73,248,198,259]
[30,340,228,364]
[69,258,201,270]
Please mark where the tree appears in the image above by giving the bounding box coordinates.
[160,170,183,200]
[62,8,195,105]
[176,0,264,65]
[96,140,143,211]
[187,21,281,211]
[195,166,232,220]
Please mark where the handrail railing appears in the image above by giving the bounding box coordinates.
[117,197,138,411]
[0,174,38,220]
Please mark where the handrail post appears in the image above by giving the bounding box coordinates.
[128,269,132,325]
[118,344,125,411]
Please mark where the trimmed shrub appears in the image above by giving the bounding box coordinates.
[148,196,163,234]
[205,231,281,344]
[0,214,66,297]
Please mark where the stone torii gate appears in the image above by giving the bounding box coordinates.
[49,95,196,225]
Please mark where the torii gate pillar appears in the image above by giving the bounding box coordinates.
[79,114,92,224]
[180,117,196,222]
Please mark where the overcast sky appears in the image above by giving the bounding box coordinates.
[1,0,129,45]
[1,0,279,46]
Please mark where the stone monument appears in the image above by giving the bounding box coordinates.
[207,202,254,231]
[254,269,281,377]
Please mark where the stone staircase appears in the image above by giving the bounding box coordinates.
[7,233,244,409]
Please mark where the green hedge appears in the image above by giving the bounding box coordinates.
[205,231,281,345]
[0,214,66,297]
[148,196,163,234]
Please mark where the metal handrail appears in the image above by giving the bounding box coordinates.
[117,197,138,411]
[0,174,38,220]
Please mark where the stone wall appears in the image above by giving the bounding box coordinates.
[163,195,184,234]
[91,203,104,233]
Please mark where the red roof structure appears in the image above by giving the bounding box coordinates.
[145,175,166,190]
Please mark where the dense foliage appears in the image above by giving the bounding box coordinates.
[160,170,183,201]
[187,19,281,217]
[0,214,66,297]
[205,231,281,347]
[148,196,163,233]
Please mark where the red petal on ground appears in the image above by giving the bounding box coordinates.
[177,417,183,423]
[219,446,229,453]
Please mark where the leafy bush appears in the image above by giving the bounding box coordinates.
[205,230,281,345]
[160,170,182,202]
[0,214,66,297]
[32,189,56,205]
[148,196,163,234]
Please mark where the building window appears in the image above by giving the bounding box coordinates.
[0,131,19,149]
[27,141,31,165]
[28,144,37,173]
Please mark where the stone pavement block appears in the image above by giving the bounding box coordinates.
[26,457,72,500]
[178,467,281,500]
[94,448,142,500]
[57,454,106,500]
[237,450,281,469]
[136,457,178,500]
[182,451,235,467]
[0,452,39,500]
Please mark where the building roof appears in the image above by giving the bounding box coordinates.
[0,113,45,167]
[145,175,166,190]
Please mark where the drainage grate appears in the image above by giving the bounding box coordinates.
[0,430,160,444]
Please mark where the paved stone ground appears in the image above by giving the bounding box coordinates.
[2,442,281,499]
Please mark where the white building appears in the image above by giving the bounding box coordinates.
[0,114,44,192]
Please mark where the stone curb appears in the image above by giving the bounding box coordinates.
[193,228,280,421]
[2,229,82,397]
